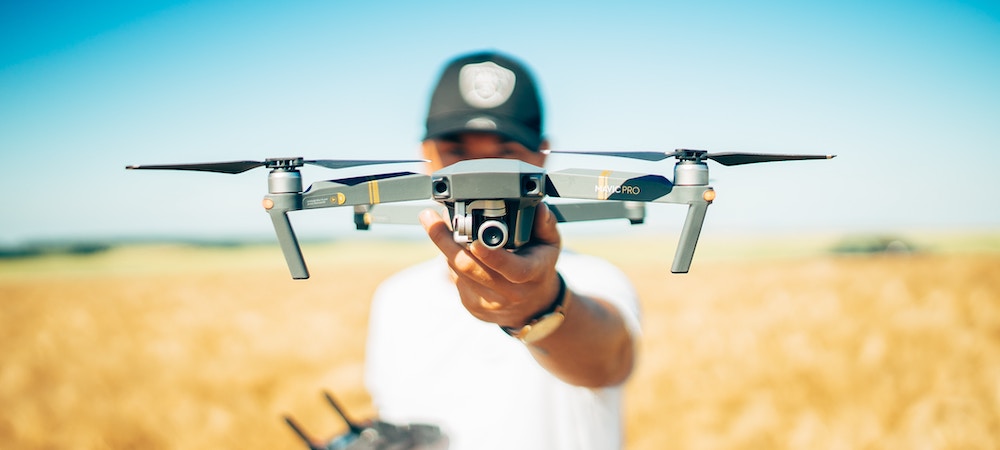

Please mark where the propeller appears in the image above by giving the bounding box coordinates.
[545,149,836,166]
[125,157,427,174]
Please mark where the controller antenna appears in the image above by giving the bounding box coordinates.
[324,391,365,434]
[283,415,324,450]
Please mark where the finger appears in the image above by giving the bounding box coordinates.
[454,276,504,313]
[529,202,562,248]
[420,208,461,259]
[455,276,535,327]
[468,204,560,283]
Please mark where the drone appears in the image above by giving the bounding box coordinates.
[126,149,834,279]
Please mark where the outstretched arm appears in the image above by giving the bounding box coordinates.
[419,203,635,388]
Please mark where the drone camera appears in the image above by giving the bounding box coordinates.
[476,199,509,248]
[451,199,515,248]
[478,220,509,249]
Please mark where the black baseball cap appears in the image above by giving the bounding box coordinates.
[424,51,544,151]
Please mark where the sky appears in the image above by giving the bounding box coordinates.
[1,0,998,246]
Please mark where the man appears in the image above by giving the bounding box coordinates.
[364,51,641,450]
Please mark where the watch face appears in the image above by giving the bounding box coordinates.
[522,312,565,343]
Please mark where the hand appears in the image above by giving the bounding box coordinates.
[419,203,563,328]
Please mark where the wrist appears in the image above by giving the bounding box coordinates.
[500,273,568,343]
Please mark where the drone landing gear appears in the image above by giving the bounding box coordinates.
[672,201,709,273]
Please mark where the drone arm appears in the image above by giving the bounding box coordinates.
[546,201,645,224]
[261,173,432,280]
[300,172,431,210]
[354,202,443,228]
[545,168,675,202]
[546,168,715,273]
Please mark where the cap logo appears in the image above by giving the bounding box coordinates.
[459,61,516,109]
[465,117,497,130]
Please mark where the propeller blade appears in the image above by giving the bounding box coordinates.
[126,158,427,174]
[304,159,427,170]
[706,152,836,166]
[544,150,678,161]
[124,160,265,174]
[546,149,835,166]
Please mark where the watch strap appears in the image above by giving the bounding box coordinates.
[500,273,567,342]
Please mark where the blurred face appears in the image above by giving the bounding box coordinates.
[422,132,548,172]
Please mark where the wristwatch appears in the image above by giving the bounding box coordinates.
[501,274,567,344]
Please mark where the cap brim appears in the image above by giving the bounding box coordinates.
[425,114,542,152]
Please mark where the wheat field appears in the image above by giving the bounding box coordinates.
[2,234,999,449]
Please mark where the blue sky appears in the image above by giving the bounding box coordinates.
[1,0,998,245]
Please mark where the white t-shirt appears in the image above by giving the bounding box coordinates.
[364,250,641,450]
